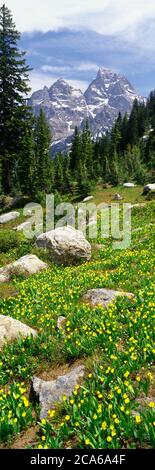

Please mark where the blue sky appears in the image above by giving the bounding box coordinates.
[5,0,155,96]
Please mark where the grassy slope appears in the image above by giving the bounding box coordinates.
[0,187,155,449]
[92,185,145,205]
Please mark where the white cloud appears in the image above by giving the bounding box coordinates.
[41,65,71,73]
[41,63,99,73]
[6,0,155,37]
[76,63,99,72]
[6,0,109,31]
[29,71,88,93]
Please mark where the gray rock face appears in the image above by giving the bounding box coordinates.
[143,183,155,194]
[36,226,91,265]
[0,254,48,283]
[30,365,85,418]
[83,288,134,308]
[29,68,142,153]
[0,211,19,224]
[0,315,37,348]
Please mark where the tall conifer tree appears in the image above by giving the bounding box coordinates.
[34,109,53,192]
[0,4,31,193]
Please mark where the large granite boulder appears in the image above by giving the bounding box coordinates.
[0,211,19,224]
[0,254,48,283]
[30,365,85,418]
[0,315,37,348]
[83,288,134,308]
[36,226,91,265]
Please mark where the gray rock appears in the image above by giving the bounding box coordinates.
[113,193,123,200]
[83,196,94,202]
[14,220,32,231]
[0,254,48,283]
[30,365,85,418]
[83,288,134,308]
[123,182,135,188]
[0,211,20,224]
[0,315,37,348]
[36,226,91,265]
[143,183,155,194]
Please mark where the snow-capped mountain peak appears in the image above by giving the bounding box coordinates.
[29,78,88,143]
[29,68,143,153]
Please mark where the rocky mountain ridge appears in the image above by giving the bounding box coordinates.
[29,68,143,153]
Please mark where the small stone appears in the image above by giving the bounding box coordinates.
[123,183,135,188]
[56,316,66,330]
[113,193,123,200]
[83,196,94,202]
[14,220,32,231]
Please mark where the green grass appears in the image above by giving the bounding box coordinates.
[0,196,154,449]
[92,184,145,205]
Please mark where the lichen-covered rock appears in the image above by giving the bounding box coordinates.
[36,226,91,265]
[30,365,85,418]
[83,288,134,308]
[0,315,37,348]
[0,254,48,283]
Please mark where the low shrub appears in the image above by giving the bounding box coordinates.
[0,230,22,253]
